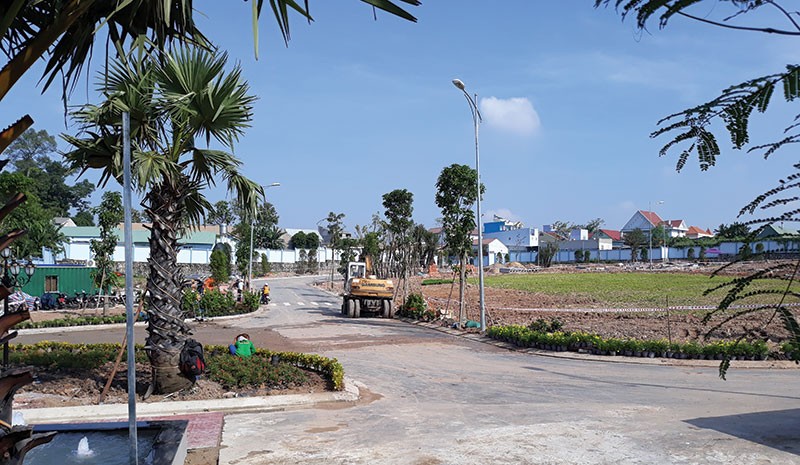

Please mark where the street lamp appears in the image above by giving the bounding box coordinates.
[1,248,35,366]
[248,182,280,290]
[452,78,486,332]
[648,200,664,267]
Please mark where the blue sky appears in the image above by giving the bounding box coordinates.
[5,1,798,234]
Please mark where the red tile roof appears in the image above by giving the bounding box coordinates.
[640,210,663,226]
[595,229,622,241]
[687,225,713,236]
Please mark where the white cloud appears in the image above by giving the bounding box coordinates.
[479,97,541,136]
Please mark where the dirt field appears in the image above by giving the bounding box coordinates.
[412,262,793,345]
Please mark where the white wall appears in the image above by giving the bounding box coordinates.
[483,228,538,250]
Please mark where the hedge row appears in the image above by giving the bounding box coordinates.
[9,341,345,391]
[487,325,773,361]
[17,299,259,330]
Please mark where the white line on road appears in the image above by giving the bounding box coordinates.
[297,302,305,306]
[283,302,291,306]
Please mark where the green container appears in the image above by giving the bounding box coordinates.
[20,265,102,297]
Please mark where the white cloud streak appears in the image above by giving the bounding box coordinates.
[479,97,541,136]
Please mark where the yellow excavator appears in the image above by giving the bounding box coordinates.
[341,259,394,318]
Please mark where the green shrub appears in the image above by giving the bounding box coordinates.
[527,318,563,333]
[15,314,139,330]
[485,324,776,362]
[9,342,148,368]
[181,289,200,315]
[397,293,436,321]
[10,342,346,392]
[241,291,260,311]
[200,289,237,316]
[207,353,309,389]
[781,341,799,362]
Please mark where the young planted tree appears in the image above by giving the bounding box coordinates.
[326,212,346,280]
[290,231,308,249]
[206,200,236,226]
[624,228,647,262]
[209,248,230,285]
[382,189,415,300]
[90,191,124,315]
[435,164,483,327]
[63,48,261,395]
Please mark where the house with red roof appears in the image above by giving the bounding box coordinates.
[686,226,713,239]
[621,211,693,239]
[592,229,623,248]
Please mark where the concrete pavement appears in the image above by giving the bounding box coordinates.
[14,276,800,464]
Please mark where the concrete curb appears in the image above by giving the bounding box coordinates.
[398,317,800,370]
[17,377,361,424]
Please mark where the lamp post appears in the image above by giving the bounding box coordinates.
[452,78,486,332]
[1,247,35,366]
[248,182,280,290]
[648,200,664,267]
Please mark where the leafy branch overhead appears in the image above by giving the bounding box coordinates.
[595,1,800,171]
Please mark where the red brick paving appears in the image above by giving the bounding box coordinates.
[148,412,224,449]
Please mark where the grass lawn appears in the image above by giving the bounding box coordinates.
[480,272,800,308]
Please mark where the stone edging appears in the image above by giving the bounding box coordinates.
[17,377,360,424]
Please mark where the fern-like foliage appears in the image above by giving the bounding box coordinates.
[596,0,800,378]
[703,166,800,377]
[653,66,800,171]
[595,1,800,170]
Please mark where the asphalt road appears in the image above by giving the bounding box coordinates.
[15,276,800,464]
[219,276,800,465]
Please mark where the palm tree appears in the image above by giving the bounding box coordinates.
[63,47,261,394]
[1,1,418,103]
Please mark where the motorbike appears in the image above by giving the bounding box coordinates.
[260,285,270,304]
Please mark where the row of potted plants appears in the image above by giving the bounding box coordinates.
[486,325,772,361]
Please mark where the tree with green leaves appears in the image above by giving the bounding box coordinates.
[326,211,346,280]
[210,248,230,285]
[290,231,307,249]
[0,172,64,258]
[716,222,751,239]
[260,252,270,275]
[537,242,559,268]
[624,228,647,262]
[337,237,360,277]
[650,224,666,247]
[207,200,236,226]
[5,129,95,218]
[435,164,483,327]
[90,191,123,315]
[382,188,415,299]
[72,210,94,226]
[596,0,800,376]
[582,218,605,235]
[412,223,438,270]
[63,48,261,395]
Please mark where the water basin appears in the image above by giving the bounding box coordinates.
[25,420,188,465]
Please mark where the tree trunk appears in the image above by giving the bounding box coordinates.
[458,254,466,327]
[144,184,193,395]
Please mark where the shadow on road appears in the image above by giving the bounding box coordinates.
[685,408,800,455]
